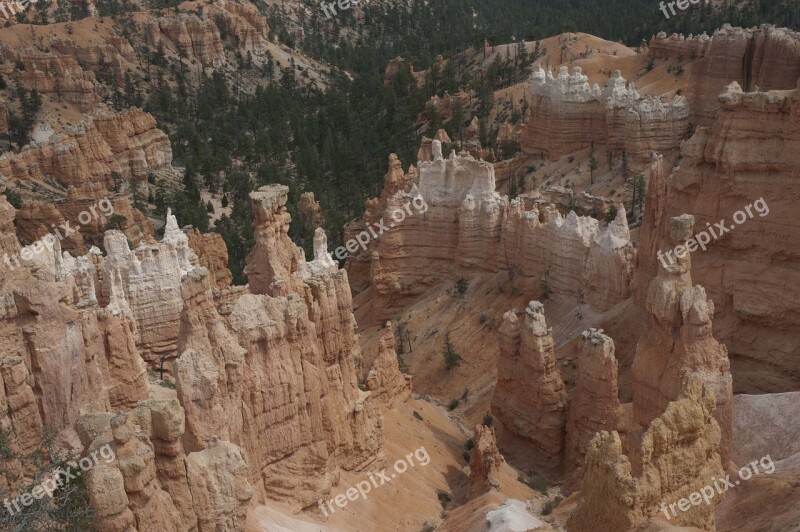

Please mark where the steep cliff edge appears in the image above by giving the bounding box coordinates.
[635,80,800,394]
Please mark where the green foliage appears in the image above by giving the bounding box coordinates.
[437,491,452,508]
[605,204,618,224]
[443,334,460,370]
[518,472,548,495]
[455,277,469,296]
[464,438,474,451]
[482,412,493,426]
[104,214,128,231]
[413,410,423,421]
[542,495,563,515]
[448,399,459,411]
[4,189,22,209]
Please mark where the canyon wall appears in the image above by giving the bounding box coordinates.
[354,143,635,317]
[635,80,800,394]
[649,25,800,126]
[0,183,385,526]
[519,66,688,169]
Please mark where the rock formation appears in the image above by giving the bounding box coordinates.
[80,400,253,532]
[565,329,623,475]
[469,425,505,498]
[299,191,323,234]
[491,302,567,474]
[670,25,800,126]
[101,210,195,364]
[0,183,386,524]
[357,145,635,317]
[0,107,172,188]
[228,186,383,508]
[520,66,688,169]
[633,212,733,463]
[568,374,725,531]
[365,321,412,408]
[634,79,800,394]
[185,229,233,290]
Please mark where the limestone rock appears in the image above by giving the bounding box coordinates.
[683,25,800,126]
[185,229,233,290]
[185,438,253,532]
[519,65,687,169]
[633,212,732,463]
[469,425,505,498]
[365,321,412,407]
[565,329,623,475]
[568,374,725,531]
[491,302,567,474]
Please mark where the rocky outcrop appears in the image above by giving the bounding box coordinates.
[520,66,688,168]
[469,425,505,498]
[225,186,383,508]
[565,329,623,475]
[365,321,412,408]
[491,302,567,474]
[632,213,733,463]
[146,14,226,68]
[634,81,800,394]
[101,209,197,364]
[0,47,99,110]
[185,437,253,532]
[0,107,172,188]
[568,374,725,531]
[681,25,800,126]
[357,146,635,317]
[647,31,711,60]
[185,229,233,290]
[299,191,323,234]
[81,400,252,532]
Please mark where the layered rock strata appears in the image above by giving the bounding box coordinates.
[358,145,635,317]
[565,328,623,475]
[520,66,688,168]
[102,209,196,364]
[632,213,733,462]
[80,400,252,532]
[229,187,383,507]
[469,425,505,498]
[491,302,567,474]
[662,25,800,126]
[0,107,172,188]
[365,322,412,408]
[635,81,800,394]
[567,374,725,531]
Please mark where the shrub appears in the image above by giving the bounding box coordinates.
[464,438,474,451]
[448,399,459,411]
[421,522,435,532]
[443,334,460,370]
[463,451,471,462]
[482,413,493,426]
[455,276,469,296]
[519,472,548,495]
[437,491,451,508]
[413,410,423,421]
[542,495,563,515]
